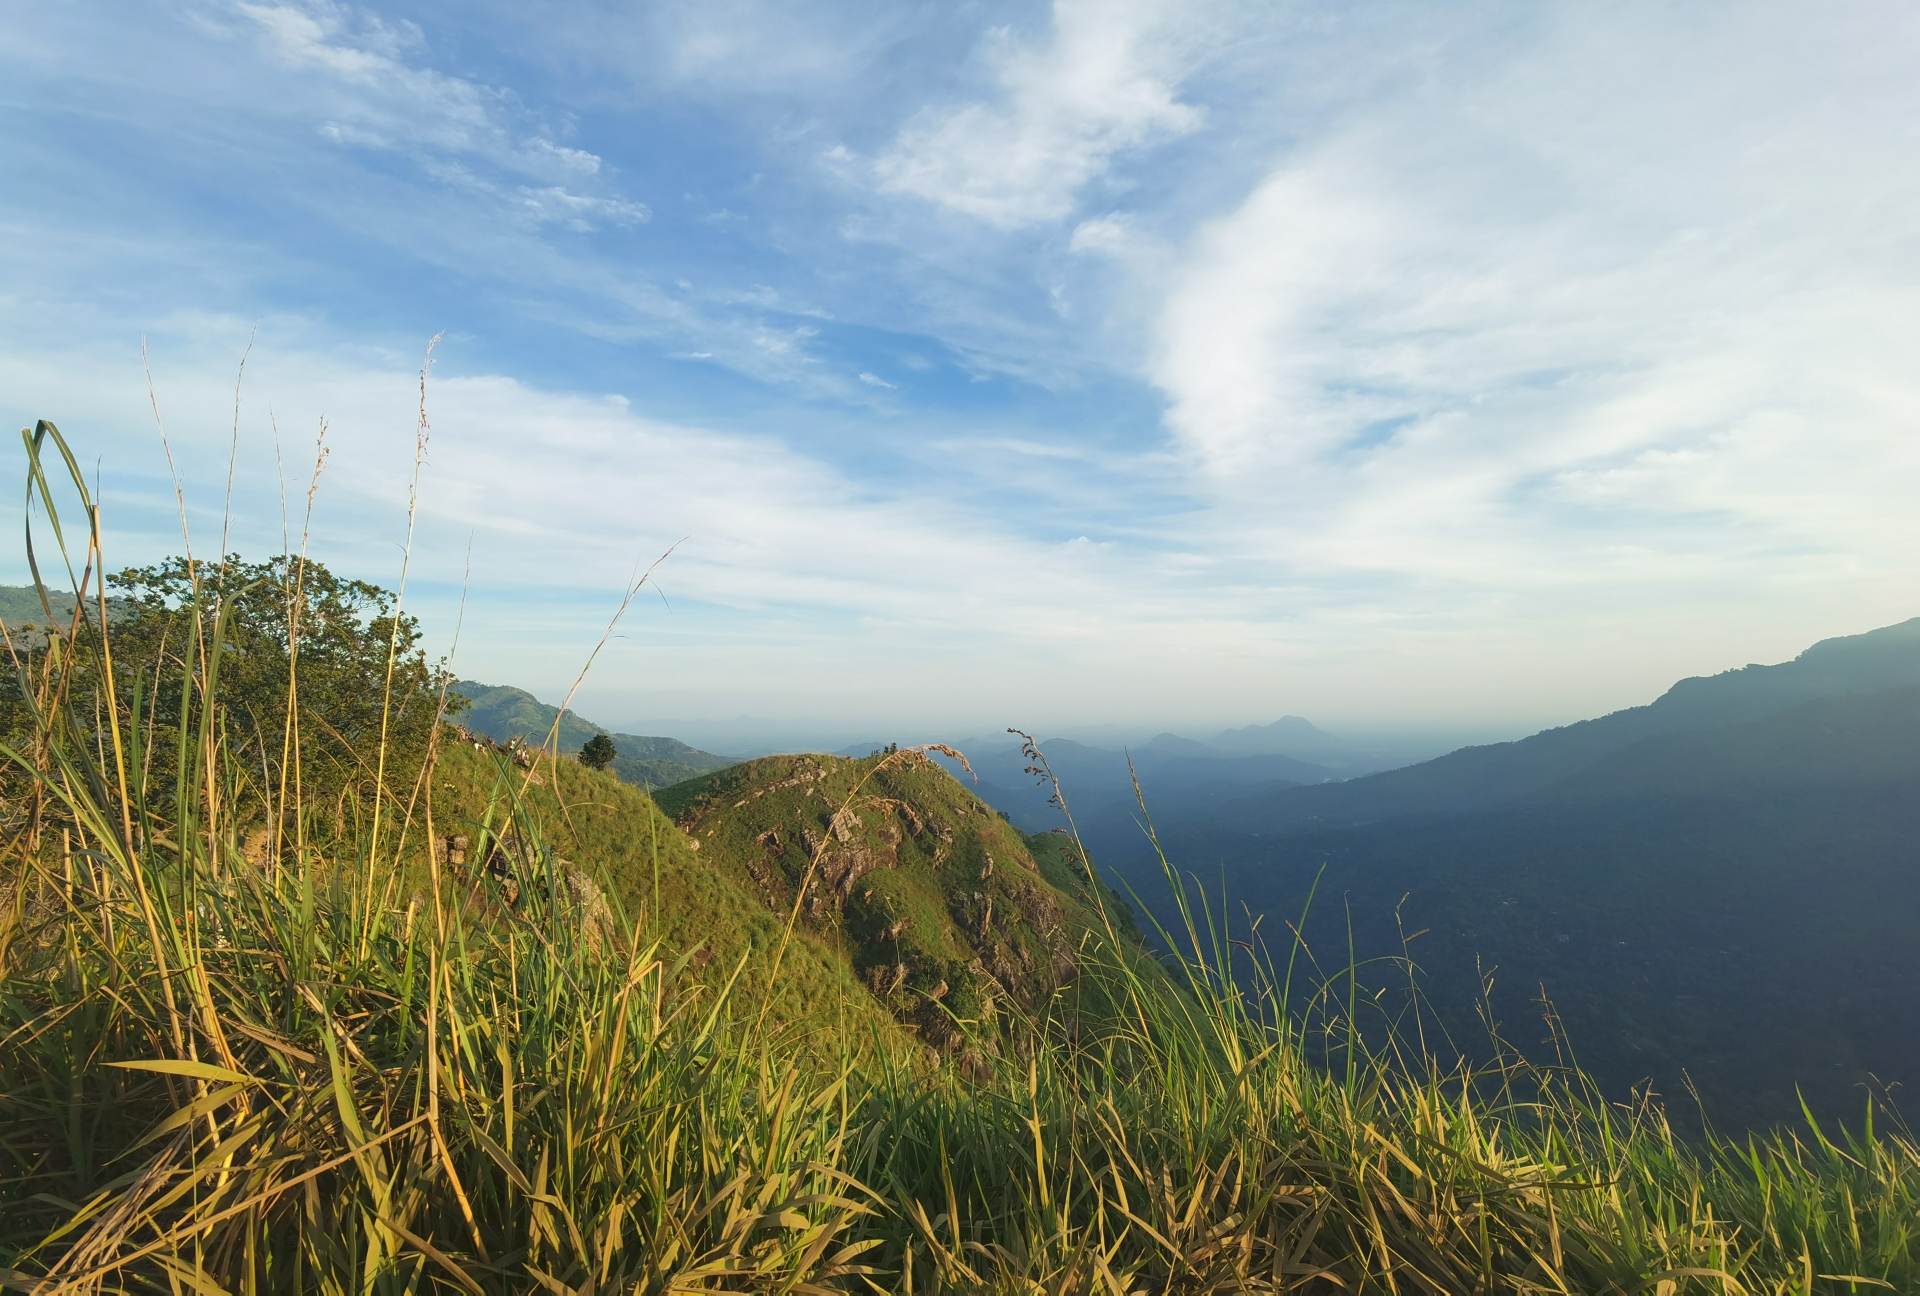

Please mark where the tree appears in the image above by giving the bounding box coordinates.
[2,553,463,818]
[580,734,617,771]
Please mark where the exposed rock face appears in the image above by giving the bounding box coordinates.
[562,867,617,953]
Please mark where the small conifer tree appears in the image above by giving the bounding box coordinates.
[580,733,617,771]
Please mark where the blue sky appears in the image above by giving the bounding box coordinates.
[3,0,1918,748]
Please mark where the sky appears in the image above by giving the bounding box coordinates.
[3,0,1918,750]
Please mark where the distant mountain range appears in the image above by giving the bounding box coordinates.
[924,712,1450,833]
[451,680,735,788]
[1210,714,1347,758]
[926,734,1327,840]
[1031,617,1920,1133]
[1185,617,1920,836]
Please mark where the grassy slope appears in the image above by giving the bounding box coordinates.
[654,750,1133,1055]
[428,737,904,1052]
[7,429,1917,1290]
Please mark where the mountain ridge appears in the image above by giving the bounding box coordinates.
[1199,616,1920,835]
[451,679,736,789]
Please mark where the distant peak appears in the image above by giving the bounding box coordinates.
[1217,715,1328,739]
[1239,715,1322,731]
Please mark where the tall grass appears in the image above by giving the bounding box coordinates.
[2,421,1916,1293]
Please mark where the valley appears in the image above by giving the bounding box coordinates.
[470,616,1920,1133]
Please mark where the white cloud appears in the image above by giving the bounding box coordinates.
[858,371,894,389]
[652,0,898,92]
[517,186,652,230]
[1067,214,1140,257]
[5,290,1911,735]
[234,1,643,211]
[237,0,422,69]
[0,330,1267,725]
[9,0,1920,733]
[874,0,1208,228]
[237,1,497,153]
[1146,0,1920,609]
[522,138,603,176]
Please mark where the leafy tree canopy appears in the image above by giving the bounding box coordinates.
[3,555,461,818]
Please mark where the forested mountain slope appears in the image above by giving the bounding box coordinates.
[1525,683,1920,802]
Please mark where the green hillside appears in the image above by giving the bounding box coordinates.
[0,580,130,648]
[451,678,734,789]
[421,736,1135,1063]
[0,582,78,629]
[654,750,1133,1057]
[425,737,906,1052]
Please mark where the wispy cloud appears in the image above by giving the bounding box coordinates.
[1145,0,1920,612]
[516,187,652,230]
[874,0,1208,228]
[522,138,603,176]
[0,329,1237,724]
[234,1,644,209]
[237,1,500,151]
